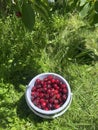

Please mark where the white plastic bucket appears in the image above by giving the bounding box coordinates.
[25,73,72,119]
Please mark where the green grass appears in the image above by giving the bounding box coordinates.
[0,13,98,130]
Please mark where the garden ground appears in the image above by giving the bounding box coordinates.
[0,11,98,130]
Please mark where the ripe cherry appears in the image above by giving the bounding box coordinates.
[54,104,60,109]
[63,88,67,93]
[16,11,22,18]
[54,99,59,104]
[41,102,46,108]
[35,79,41,84]
[56,94,60,99]
[31,75,68,111]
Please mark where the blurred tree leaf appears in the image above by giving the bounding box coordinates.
[94,1,98,12]
[33,0,51,22]
[80,0,87,6]
[93,13,98,24]
[22,1,35,31]
[20,0,50,30]
[79,3,90,18]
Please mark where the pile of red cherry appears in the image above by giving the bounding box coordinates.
[31,75,68,111]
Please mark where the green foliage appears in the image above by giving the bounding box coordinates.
[0,8,98,130]
[79,3,90,18]
[55,0,98,25]
[78,0,98,24]
[1,0,98,29]
[0,0,13,17]
[33,0,50,20]
[15,0,50,30]
[0,16,41,85]
[95,0,98,12]
[0,0,50,30]
[22,1,35,31]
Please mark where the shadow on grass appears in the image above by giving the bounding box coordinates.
[46,35,98,66]
[0,101,18,129]
[9,65,41,91]
[0,95,45,129]
[0,57,42,92]
[65,37,98,65]
[16,94,52,124]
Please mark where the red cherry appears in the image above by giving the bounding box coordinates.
[51,78,55,83]
[31,86,36,91]
[33,99,39,106]
[61,84,67,88]
[31,91,35,96]
[48,103,53,109]
[39,98,45,103]
[45,99,48,103]
[63,88,67,93]
[37,84,42,89]
[54,99,59,104]
[39,93,44,98]
[37,104,41,109]
[53,84,59,89]
[47,84,51,88]
[51,88,55,92]
[56,94,60,99]
[54,104,60,109]
[44,77,48,82]
[47,89,51,94]
[43,87,47,92]
[47,75,53,80]
[35,79,41,85]
[62,94,67,101]
[45,94,50,99]
[59,81,63,85]
[16,11,22,18]
[41,102,46,108]
[44,107,49,111]
[59,88,62,92]
[55,79,60,84]
[41,81,44,86]
[49,98,54,103]
[49,92,54,97]
[54,90,59,94]
[47,80,51,84]
[43,84,47,89]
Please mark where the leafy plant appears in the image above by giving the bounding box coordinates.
[54,0,98,25]
[0,0,51,30]
[0,6,98,130]
[78,0,98,24]
[12,0,51,31]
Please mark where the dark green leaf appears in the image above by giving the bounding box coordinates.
[95,1,98,12]
[22,1,35,31]
[93,13,98,24]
